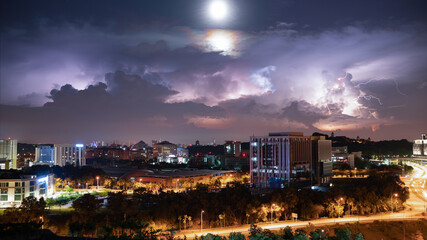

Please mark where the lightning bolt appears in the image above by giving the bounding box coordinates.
[358,94,383,105]
[394,79,407,96]
[354,79,375,88]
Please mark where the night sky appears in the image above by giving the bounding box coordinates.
[1,0,427,144]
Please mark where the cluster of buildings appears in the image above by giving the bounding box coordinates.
[331,146,362,169]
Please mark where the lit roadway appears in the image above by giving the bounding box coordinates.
[176,163,427,239]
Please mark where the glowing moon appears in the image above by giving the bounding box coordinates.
[208,0,228,21]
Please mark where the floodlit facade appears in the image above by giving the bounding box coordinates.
[413,134,427,156]
[0,174,55,207]
[153,141,177,163]
[35,145,55,165]
[54,144,86,166]
[250,132,312,188]
[0,139,18,169]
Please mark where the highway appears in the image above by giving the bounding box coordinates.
[176,162,427,238]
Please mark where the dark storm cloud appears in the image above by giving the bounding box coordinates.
[0,71,225,143]
[281,101,327,127]
[1,0,427,143]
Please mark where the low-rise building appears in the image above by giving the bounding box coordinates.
[0,174,55,207]
[413,134,427,156]
[153,141,177,163]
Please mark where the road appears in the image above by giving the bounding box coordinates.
[176,162,427,238]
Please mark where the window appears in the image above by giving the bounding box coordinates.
[15,188,21,194]
[1,189,7,194]
[0,182,8,187]
[15,182,21,187]
[39,188,46,195]
[29,193,34,197]
[30,181,35,186]
[22,182,25,187]
[0,195,7,201]
[30,186,34,192]
[14,194,21,201]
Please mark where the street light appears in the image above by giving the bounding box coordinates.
[39,216,44,229]
[391,193,398,213]
[96,176,100,191]
[201,210,205,233]
[271,203,276,224]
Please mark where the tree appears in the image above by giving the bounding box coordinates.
[20,196,46,222]
[229,232,246,240]
[69,221,83,237]
[72,194,102,216]
[283,226,294,240]
[335,228,352,240]
[200,233,226,240]
[353,233,365,240]
[249,223,263,238]
[293,230,309,240]
[310,229,328,240]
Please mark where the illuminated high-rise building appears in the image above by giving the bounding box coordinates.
[0,139,17,169]
[54,144,86,166]
[250,132,312,188]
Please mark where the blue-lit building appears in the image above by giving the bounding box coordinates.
[0,174,55,207]
[35,145,54,165]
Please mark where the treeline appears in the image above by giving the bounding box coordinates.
[0,173,407,238]
[197,224,365,240]
[333,138,412,157]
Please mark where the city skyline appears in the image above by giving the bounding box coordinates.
[1,0,427,143]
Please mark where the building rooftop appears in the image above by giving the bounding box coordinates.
[268,132,304,136]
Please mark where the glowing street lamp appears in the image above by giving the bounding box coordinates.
[39,216,44,229]
[96,176,100,191]
[271,203,276,224]
[391,193,398,213]
[201,210,205,233]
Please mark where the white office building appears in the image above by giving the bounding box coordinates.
[0,174,55,207]
[54,144,86,166]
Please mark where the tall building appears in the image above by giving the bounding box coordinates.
[35,145,55,165]
[311,136,332,185]
[250,132,312,188]
[54,144,86,166]
[0,139,18,169]
[413,134,427,156]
